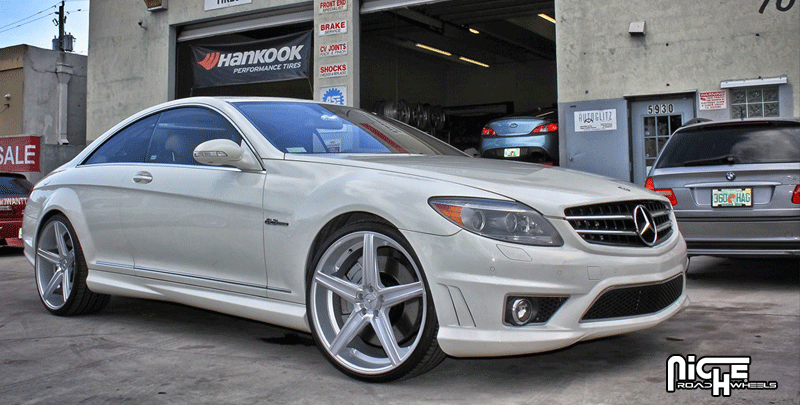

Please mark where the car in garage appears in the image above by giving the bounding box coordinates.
[0,173,33,248]
[646,117,800,257]
[479,109,559,164]
[23,97,687,382]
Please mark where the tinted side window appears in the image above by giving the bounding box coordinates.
[146,108,242,165]
[84,114,159,164]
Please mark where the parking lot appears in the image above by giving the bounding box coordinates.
[0,248,797,404]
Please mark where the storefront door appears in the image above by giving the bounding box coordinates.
[630,97,695,185]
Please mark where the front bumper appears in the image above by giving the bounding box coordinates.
[402,225,688,357]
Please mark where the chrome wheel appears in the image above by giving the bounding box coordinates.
[309,229,428,377]
[35,219,77,310]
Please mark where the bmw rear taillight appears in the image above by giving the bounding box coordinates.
[645,177,677,206]
[792,185,800,204]
[532,123,558,133]
[482,127,497,137]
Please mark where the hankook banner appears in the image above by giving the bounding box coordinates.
[191,31,312,88]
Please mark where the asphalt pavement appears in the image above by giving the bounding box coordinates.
[1,248,797,404]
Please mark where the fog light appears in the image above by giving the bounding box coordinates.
[507,298,539,326]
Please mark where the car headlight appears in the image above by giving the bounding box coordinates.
[429,198,563,246]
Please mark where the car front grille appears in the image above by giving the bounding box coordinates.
[580,274,684,322]
[564,200,673,247]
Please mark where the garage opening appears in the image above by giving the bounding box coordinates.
[360,0,557,155]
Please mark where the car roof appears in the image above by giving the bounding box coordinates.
[676,116,800,132]
[0,173,28,179]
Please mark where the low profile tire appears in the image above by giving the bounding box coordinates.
[35,214,109,316]
[307,221,446,382]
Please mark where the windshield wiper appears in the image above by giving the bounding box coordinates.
[682,154,737,167]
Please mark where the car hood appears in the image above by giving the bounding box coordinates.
[286,154,664,217]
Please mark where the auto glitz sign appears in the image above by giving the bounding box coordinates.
[0,136,40,172]
[574,109,617,132]
[191,31,311,88]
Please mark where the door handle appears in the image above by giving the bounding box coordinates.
[132,171,153,184]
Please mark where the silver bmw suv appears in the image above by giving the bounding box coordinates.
[646,117,800,258]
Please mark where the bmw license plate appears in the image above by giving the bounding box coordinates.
[504,148,521,158]
[712,188,752,207]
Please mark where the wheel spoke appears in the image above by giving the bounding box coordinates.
[44,270,64,297]
[329,310,369,356]
[37,248,60,264]
[62,268,72,300]
[361,233,380,288]
[381,281,424,308]
[54,222,70,258]
[314,272,360,303]
[371,310,404,366]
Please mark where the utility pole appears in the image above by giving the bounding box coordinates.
[52,0,73,52]
[57,0,65,51]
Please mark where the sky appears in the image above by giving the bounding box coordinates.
[0,0,90,55]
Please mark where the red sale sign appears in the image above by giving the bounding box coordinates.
[0,136,40,172]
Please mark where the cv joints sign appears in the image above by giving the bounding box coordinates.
[191,31,311,88]
[0,136,40,172]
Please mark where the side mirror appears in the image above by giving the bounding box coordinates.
[193,139,260,171]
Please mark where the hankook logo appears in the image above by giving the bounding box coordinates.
[196,45,305,71]
[633,205,658,246]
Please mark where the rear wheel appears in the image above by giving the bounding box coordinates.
[35,215,109,316]
[307,221,445,382]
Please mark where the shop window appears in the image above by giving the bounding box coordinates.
[730,86,780,118]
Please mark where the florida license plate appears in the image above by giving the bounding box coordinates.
[503,148,521,158]
[712,188,752,207]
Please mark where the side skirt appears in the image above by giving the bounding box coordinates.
[86,268,310,333]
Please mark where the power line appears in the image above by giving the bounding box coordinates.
[0,13,55,35]
[0,3,58,31]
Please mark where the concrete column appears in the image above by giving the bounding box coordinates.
[55,62,72,145]
[313,0,359,107]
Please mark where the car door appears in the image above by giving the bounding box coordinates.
[119,106,267,296]
[72,113,161,275]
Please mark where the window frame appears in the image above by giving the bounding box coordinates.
[80,105,263,171]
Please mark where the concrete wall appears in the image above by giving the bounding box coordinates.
[23,47,87,147]
[556,0,799,117]
[87,0,310,140]
[0,46,25,136]
[0,45,87,182]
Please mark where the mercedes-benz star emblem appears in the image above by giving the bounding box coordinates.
[726,172,736,181]
[633,205,658,246]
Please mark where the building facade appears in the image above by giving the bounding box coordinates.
[0,45,87,183]
[85,0,799,184]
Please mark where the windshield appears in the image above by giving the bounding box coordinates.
[655,123,800,168]
[234,101,466,156]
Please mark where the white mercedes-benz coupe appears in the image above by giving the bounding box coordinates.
[23,97,688,381]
